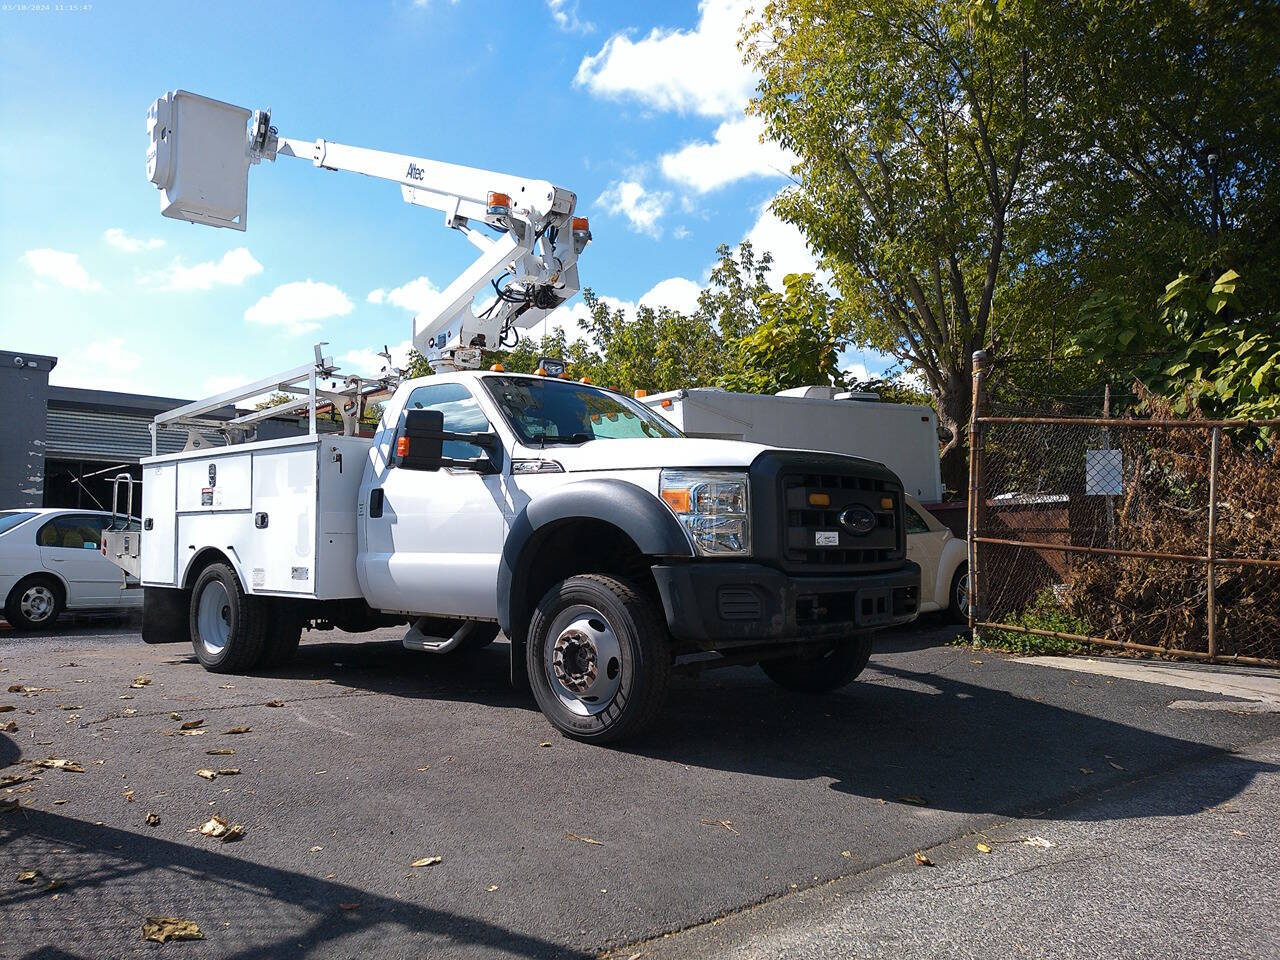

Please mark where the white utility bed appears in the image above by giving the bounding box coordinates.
[139,433,370,599]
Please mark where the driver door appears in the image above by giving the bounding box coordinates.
[359,381,508,619]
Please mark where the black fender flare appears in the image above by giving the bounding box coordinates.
[498,478,693,685]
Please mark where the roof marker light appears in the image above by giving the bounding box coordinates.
[486,191,512,217]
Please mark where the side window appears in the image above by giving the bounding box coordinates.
[905,507,931,536]
[402,382,490,461]
[38,515,107,550]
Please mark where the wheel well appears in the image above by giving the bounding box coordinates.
[182,548,236,590]
[515,518,657,637]
[7,572,66,606]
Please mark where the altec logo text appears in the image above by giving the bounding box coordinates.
[406,163,425,181]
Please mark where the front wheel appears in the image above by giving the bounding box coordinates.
[760,635,874,693]
[5,576,63,632]
[527,574,671,744]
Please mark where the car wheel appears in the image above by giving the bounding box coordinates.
[5,576,63,632]
[948,563,970,624]
[526,574,671,744]
[189,563,267,673]
[760,635,874,693]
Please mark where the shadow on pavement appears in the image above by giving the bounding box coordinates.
[0,808,586,960]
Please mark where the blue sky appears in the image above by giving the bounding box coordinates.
[0,0,888,399]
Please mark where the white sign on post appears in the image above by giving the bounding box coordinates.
[1085,449,1124,496]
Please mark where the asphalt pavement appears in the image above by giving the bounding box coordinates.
[1,620,1277,959]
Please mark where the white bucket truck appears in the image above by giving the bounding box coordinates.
[105,91,920,743]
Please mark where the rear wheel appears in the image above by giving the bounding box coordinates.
[760,635,874,693]
[189,563,266,673]
[527,574,671,744]
[257,600,303,668]
[948,564,970,624]
[4,576,63,632]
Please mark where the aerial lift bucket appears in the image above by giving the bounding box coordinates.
[147,90,252,230]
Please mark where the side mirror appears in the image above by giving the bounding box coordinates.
[397,409,500,473]
[398,410,445,471]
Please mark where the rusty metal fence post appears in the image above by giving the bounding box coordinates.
[966,350,989,634]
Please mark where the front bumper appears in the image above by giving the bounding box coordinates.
[651,560,920,648]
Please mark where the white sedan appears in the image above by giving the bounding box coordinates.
[904,495,969,622]
[0,509,141,631]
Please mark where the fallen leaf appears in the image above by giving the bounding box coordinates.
[131,676,152,688]
[309,846,323,852]
[180,719,204,730]
[223,726,251,735]
[0,721,16,732]
[339,902,360,910]
[411,856,443,868]
[699,818,739,834]
[146,812,160,826]
[216,768,240,776]
[841,850,851,858]
[221,824,245,843]
[538,741,552,748]
[33,757,84,773]
[16,870,38,883]
[58,704,81,711]
[177,729,206,737]
[486,884,499,892]
[1108,760,1124,770]
[142,917,203,943]
[199,815,228,838]
[1080,768,1094,775]
[169,713,183,721]
[1022,836,1055,849]
[566,832,604,846]
[896,795,928,806]
[196,770,218,781]
[45,878,65,892]
[0,705,14,713]
[913,852,934,867]
[416,766,431,772]
[265,700,285,708]
[206,748,235,756]
[970,659,983,664]
[976,842,992,854]
[123,789,135,802]
[1232,829,1247,836]
[53,799,67,805]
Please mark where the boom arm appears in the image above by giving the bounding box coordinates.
[147,90,591,370]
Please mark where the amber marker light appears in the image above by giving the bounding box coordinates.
[808,492,831,507]
[661,488,691,513]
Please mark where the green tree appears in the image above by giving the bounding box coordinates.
[745,0,1037,487]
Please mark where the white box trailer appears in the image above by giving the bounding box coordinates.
[642,387,943,503]
[139,434,370,600]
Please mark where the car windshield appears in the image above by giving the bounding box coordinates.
[483,376,682,445]
[0,511,36,537]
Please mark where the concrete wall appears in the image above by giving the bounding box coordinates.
[0,349,56,509]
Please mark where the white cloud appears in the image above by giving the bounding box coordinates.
[244,280,353,335]
[144,247,262,291]
[742,201,827,288]
[547,0,592,32]
[660,115,796,193]
[575,0,755,118]
[104,227,164,253]
[49,337,142,392]
[596,180,671,238]
[19,249,102,292]
[339,339,415,378]
[639,277,702,314]
[365,275,440,315]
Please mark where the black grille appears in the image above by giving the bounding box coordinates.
[781,469,904,572]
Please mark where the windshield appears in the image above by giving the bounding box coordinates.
[483,376,682,445]
[0,511,36,537]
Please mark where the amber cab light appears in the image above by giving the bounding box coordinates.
[490,362,505,372]
[634,388,648,398]
[808,492,830,507]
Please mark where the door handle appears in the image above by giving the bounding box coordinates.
[369,488,384,519]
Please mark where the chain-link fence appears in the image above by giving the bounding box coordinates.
[967,352,1280,667]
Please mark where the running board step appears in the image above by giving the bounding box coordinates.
[402,618,474,654]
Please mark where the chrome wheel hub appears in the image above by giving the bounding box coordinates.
[544,605,623,717]
[196,580,232,655]
[20,585,55,622]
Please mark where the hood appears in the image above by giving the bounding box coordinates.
[530,437,773,473]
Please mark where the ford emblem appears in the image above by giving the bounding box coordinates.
[838,504,877,536]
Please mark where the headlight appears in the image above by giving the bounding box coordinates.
[659,469,750,556]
